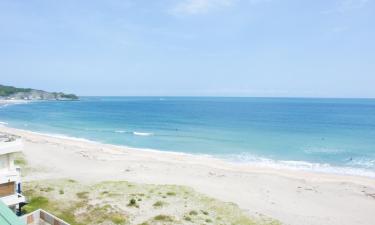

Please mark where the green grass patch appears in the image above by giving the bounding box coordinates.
[153,214,174,222]
[189,210,198,216]
[22,196,49,213]
[111,213,127,224]
[166,191,176,196]
[152,200,167,208]
[76,191,89,199]
[127,198,138,208]
[14,158,27,167]
[201,210,209,215]
[40,187,54,192]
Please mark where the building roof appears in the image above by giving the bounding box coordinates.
[0,200,25,225]
[0,139,23,155]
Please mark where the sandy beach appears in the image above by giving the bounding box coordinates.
[0,125,374,225]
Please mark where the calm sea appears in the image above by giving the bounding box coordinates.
[1,97,375,177]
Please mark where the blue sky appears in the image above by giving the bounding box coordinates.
[0,0,374,97]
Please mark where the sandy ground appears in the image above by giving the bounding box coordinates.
[1,126,375,225]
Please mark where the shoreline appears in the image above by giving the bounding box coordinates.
[1,98,374,179]
[1,122,375,179]
[1,125,375,225]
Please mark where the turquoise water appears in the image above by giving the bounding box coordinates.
[1,97,375,177]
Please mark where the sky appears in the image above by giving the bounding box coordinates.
[0,0,374,97]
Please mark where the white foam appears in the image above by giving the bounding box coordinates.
[18,129,190,158]
[114,130,126,133]
[1,124,95,144]
[223,153,375,178]
[133,131,153,136]
[304,147,345,154]
[34,132,97,143]
[347,158,375,169]
[0,100,29,107]
[0,121,9,125]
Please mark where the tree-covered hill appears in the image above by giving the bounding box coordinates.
[0,84,78,100]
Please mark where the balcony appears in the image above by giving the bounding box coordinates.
[22,209,71,225]
[0,169,21,184]
[0,193,26,207]
[0,138,23,155]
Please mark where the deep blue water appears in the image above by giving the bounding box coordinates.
[1,97,375,177]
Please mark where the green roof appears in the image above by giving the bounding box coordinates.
[0,200,25,225]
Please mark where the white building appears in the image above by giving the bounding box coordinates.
[0,134,71,225]
[0,138,26,212]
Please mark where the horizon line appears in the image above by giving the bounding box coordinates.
[77,95,375,100]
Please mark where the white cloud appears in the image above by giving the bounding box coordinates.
[171,0,235,15]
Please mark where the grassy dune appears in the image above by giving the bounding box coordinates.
[15,147,280,224]
[22,179,281,225]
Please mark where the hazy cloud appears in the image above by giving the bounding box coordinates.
[332,26,348,33]
[170,0,235,15]
[169,0,271,15]
[322,0,370,14]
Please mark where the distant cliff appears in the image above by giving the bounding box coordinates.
[0,84,79,101]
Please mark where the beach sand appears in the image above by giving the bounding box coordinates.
[1,125,374,225]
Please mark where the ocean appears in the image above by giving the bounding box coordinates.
[1,97,375,177]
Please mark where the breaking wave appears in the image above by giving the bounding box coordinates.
[222,153,375,178]
[133,131,153,136]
